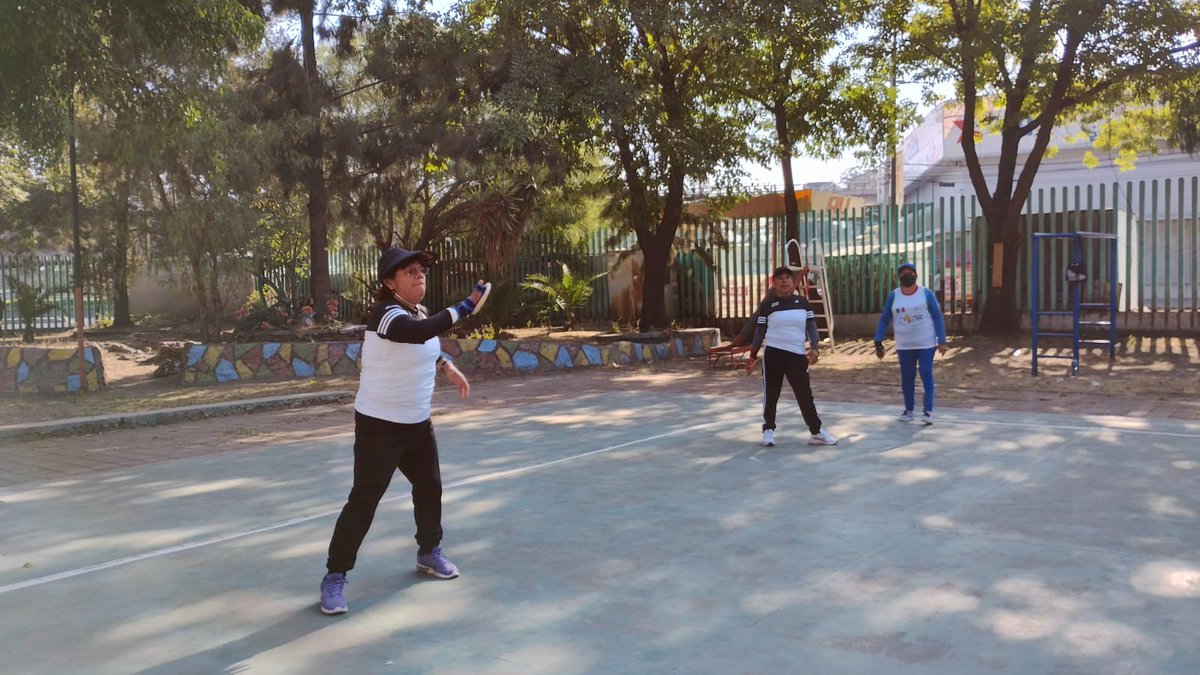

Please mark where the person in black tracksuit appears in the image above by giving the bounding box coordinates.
[319,246,490,615]
[749,266,838,448]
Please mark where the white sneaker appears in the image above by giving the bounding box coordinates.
[897,410,914,422]
[761,429,775,447]
[809,429,838,445]
[920,411,933,425]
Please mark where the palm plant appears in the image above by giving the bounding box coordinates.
[4,275,56,343]
[521,263,600,331]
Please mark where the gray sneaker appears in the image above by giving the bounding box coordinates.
[320,572,347,615]
[921,411,934,425]
[761,429,775,447]
[897,410,914,422]
[416,546,459,579]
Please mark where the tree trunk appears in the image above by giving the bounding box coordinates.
[188,252,211,341]
[638,232,672,331]
[300,6,332,321]
[977,198,1024,335]
[112,173,133,328]
[773,98,800,258]
[206,250,225,339]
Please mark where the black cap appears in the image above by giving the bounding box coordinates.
[377,247,436,280]
[772,266,794,278]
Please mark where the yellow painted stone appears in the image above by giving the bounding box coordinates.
[496,348,512,369]
[87,372,99,389]
[203,347,221,368]
[574,350,589,367]
[539,343,558,362]
[619,342,632,355]
[316,344,328,362]
[236,361,254,379]
[317,362,333,376]
[279,344,292,362]
[6,349,20,368]
[184,371,196,384]
[48,349,73,362]
[642,345,651,361]
[457,339,480,353]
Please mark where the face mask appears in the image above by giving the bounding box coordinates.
[899,274,917,288]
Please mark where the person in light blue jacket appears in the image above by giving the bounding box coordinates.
[874,262,948,424]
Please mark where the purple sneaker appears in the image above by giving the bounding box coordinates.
[320,572,347,614]
[416,546,459,579]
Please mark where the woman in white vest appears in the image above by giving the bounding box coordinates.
[319,247,490,615]
[873,262,948,425]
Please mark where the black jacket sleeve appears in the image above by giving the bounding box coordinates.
[750,297,772,355]
[372,304,456,344]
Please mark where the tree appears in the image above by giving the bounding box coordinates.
[904,0,1200,334]
[480,0,751,330]
[0,0,262,363]
[3,275,57,343]
[715,0,890,248]
[337,7,568,273]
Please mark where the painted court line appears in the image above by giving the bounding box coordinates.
[895,413,1200,439]
[0,418,732,596]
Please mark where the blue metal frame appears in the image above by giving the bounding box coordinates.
[1030,232,1118,375]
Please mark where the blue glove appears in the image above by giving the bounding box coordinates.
[453,280,491,318]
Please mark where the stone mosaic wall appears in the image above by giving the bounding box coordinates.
[0,346,106,394]
[181,330,719,385]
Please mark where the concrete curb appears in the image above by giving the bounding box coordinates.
[0,390,355,442]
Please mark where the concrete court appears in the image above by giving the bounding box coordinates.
[1,390,1198,674]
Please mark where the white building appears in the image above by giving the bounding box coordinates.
[896,102,1199,317]
[900,101,1198,213]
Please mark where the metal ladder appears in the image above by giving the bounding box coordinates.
[1030,232,1118,375]
[786,238,835,347]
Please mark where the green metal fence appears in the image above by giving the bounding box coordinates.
[4,178,1195,335]
[0,254,113,334]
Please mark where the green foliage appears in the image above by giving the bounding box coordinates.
[521,264,598,331]
[481,0,753,329]
[3,274,56,342]
[464,324,498,340]
[0,0,264,153]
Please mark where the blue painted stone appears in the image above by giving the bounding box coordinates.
[67,374,80,392]
[582,345,601,365]
[17,362,29,383]
[512,351,540,370]
[215,359,239,383]
[554,346,573,368]
[293,358,316,378]
[479,339,498,353]
[187,345,206,367]
[346,343,361,362]
[654,344,668,359]
[263,343,280,360]
[675,338,684,355]
[84,348,95,364]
